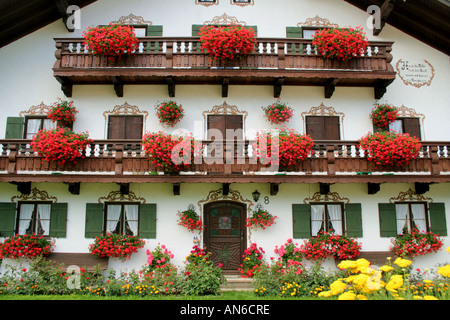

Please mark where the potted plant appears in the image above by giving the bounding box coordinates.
[0,233,54,259]
[245,207,278,230]
[238,242,265,278]
[142,131,197,173]
[262,99,294,125]
[253,128,314,171]
[155,100,185,127]
[300,232,361,261]
[177,206,203,232]
[47,99,78,128]
[199,24,257,63]
[89,232,145,261]
[358,131,421,168]
[82,23,140,61]
[312,26,369,62]
[370,102,399,128]
[31,127,93,165]
[390,228,444,258]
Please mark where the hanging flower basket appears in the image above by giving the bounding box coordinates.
[0,234,54,259]
[253,128,314,171]
[312,26,369,62]
[390,228,444,258]
[262,100,294,125]
[358,131,421,168]
[177,207,203,232]
[245,208,278,230]
[199,24,257,63]
[82,23,140,61]
[370,103,399,128]
[31,127,93,165]
[142,131,198,173]
[89,233,145,261]
[155,100,185,127]
[47,99,78,127]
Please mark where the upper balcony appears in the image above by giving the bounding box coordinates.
[1,139,449,195]
[53,37,396,99]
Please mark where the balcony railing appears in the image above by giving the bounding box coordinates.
[53,37,396,99]
[1,140,449,185]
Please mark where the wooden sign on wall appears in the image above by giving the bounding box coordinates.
[395,59,435,88]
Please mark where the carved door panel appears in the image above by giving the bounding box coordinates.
[204,201,246,274]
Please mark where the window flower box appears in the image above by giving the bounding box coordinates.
[0,234,54,259]
[89,233,145,261]
[390,228,444,258]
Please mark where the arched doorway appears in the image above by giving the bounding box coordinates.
[204,201,247,274]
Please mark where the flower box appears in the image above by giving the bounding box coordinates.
[89,233,145,261]
[0,234,54,259]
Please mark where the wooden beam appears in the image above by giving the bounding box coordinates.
[222,78,229,97]
[319,183,330,194]
[167,77,175,97]
[119,183,129,195]
[270,183,279,196]
[112,76,124,97]
[324,78,339,98]
[368,182,380,195]
[173,183,180,196]
[55,76,72,97]
[223,183,230,196]
[67,182,80,195]
[274,78,284,98]
[373,0,397,36]
[10,181,31,194]
[415,182,430,195]
[374,79,393,99]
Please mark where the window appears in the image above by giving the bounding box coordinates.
[286,26,324,39]
[233,0,251,3]
[24,116,57,139]
[389,118,421,140]
[105,203,139,236]
[292,203,362,238]
[305,116,340,140]
[394,203,428,234]
[85,202,157,238]
[311,203,344,236]
[302,27,323,39]
[17,202,52,236]
[107,115,143,139]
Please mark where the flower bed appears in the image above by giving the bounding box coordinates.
[31,127,93,165]
[391,228,444,258]
[155,100,184,127]
[358,131,421,168]
[301,232,361,261]
[245,208,277,230]
[199,24,256,63]
[82,23,140,61]
[312,26,369,62]
[254,128,314,171]
[0,234,53,259]
[142,131,197,173]
[262,100,294,125]
[47,99,78,128]
[89,233,145,260]
[239,243,265,278]
[370,103,399,128]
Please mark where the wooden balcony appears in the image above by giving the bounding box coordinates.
[53,37,396,99]
[1,140,449,193]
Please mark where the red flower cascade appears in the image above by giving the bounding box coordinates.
[0,234,53,259]
[47,99,78,127]
[370,103,399,128]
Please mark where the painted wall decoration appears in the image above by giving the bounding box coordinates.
[395,59,435,88]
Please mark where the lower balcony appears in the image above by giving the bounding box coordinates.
[53,37,396,99]
[1,140,449,194]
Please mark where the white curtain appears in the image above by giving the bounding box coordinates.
[328,205,343,235]
[106,205,121,233]
[37,204,51,236]
[43,119,57,130]
[311,205,324,236]
[411,204,427,233]
[18,204,34,235]
[389,120,403,133]
[124,205,139,236]
[26,119,41,139]
[395,204,409,234]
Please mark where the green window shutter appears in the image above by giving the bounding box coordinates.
[85,203,104,238]
[292,204,311,238]
[192,24,204,36]
[139,203,156,238]
[49,203,67,238]
[245,25,257,36]
[5,117,24,139]
[286,26,302,38]
[0,203,17,237]
[147,25,163,36]
[429,203,447,236]
[378,203,397,237]
[345,203,363,237]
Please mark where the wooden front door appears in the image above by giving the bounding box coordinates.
[204,201,246,274]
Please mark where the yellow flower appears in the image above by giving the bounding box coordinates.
[438,265,450,278]
[337,260,358,270]
[355,258,371,274]
[338,292,356,300]
[318,291,332,298]
[446,247,450,254]
[394,257,412,268]
[424,295,439,300]
[330,279,347,295]
[357,294,368,300]
[379,265,394,273]
[385,275,404,292]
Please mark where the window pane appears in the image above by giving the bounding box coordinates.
[106,205,122,234]
[26,119,42,139]
[311,204,325,236]
[36,204,51,236]
[133,27,147,37]
[303,29,317,39]
[18,204,35,235]
[327,204,343,235]
[395,204,409,234]
[411,204,427,232]
[124,204,139,236]
[389,120,403,133]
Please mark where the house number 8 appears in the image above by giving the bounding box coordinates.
[264,196,269,204]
